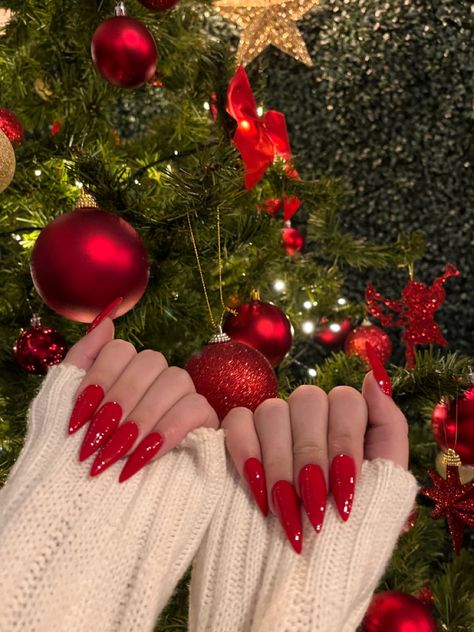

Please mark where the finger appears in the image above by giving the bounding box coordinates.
[222,407,268,516]
[288,385,329,533]
[117,392,219,483]
[255,399,302,554]
[362,371,409,469]
[328,386,368,522]
[63,316,115,371]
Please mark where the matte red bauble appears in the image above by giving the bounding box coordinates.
[13,316,67,375]
[282,226,304,255]
[432,387,474,466]
[0,107,23,145]
[138,0,180,10]
[185,337,278,421]
[223,299,293,367]
[30,205,150,323]
[314,317,352,348]
[344,323,392,365]
[91,16,157,88]
[362,591,436,632]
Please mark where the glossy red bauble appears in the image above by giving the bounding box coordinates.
[0,107,23,145]
[13,318,67,375]
[432,387,474,466]
[30,205,150,323]
[314,317,352,348]
[185,340,278,421]
[223,299,293,367]
[362,591,436,632]
[138,0,180,10]
[344,324,392,365]
[91,16,157,88]
[282,226,304,255]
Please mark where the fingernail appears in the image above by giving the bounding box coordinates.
[119,432,164,483]
[271,480,303,554]
[79,401,122,461]
[243,457,269,517]
[330,454,356,522]
[87,297,123,333]
[68,384,104,434]
[298,464,327,533]
[89,421,139,477]
[365,341,392,397]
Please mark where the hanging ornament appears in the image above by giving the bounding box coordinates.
[314,317,352,348]
[138,0,179,10]
[13,314,67,375]
[432,388,474,466]
[30,191,150,323]
[0,107,23,145]
[91,4,158,89]
[33,78,53,101]
[416,584,434,609]
[185,330,278,421]
[344,321,392,365]
[223,291,293,367]
[401,505,419,534]
[0,129,15,193]
[366,263,460,369]
[435,452,474,484]
[282,225,304,255]
[214,0,317,67]
[362,591,437,632]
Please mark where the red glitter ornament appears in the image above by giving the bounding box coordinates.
[366,263,460,369]
[362,591,437,632]
[420,464,474,555]
[282,226,304,255]
[223,296,293,367]
[431,388,474,466]
[185,334,278,421]
[138,0,180,10]
[13,315,67,375]
[91,16,157,88]
[314,317,352,348]
[0,107,23,145]
[30,199,150,323]
[417,584,434,609]
[344,323,392,365]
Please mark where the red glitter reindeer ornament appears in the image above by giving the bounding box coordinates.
[366,263,460,369]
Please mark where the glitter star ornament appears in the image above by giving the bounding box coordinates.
[214,0,318,66]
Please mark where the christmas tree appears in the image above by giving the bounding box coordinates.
[0,1,473,629]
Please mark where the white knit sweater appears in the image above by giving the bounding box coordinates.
[0,363,419,632]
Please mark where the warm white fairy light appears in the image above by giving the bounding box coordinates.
[256,106,264,117]
[34,169,41,177]
[203,101,210,110]
[303,300,312,309]
[273,279,285,292]
[308,368,317,377]
[75,180,83,189]
[329,323,341,332]
[302,320,315,334]
[337,297,347,305]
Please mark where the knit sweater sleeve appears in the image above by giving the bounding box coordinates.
[189,454,419,632]
[0,362,227,632]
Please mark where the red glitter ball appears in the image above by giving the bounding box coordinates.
[282,226,304,255]
[138,0,180,10]
[13,322,67,375]
[344,324,392,365]
[0,107,23,145]
[362,591,437,632]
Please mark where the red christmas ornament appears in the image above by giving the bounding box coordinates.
[362,591,437,632]
[185,333,278,421]
[401,505,419,534]
[223,296,293,367]
[138,0,180,10]
[366,263,460,368]
[420,464,474,555]
[0,107,23,145]
[314,317,352,348]
[91,16,157,88]
[49,120,62,136]
[431,388,474,466]
[416,584,434,609]
[282,226,304,255]
[13,315,67,375]
[30,198,150,323]
[344,323,392,365]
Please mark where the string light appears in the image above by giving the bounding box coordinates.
[34,169,41,177]
[75,180,83,189]
[303,300,312,309]
[256,106,264,116]
[273,279,286,292]
[308,368,317,377]
[337,297,347,305]
[203,101,210,110]
[302,320,315,334]
[329,323,341,332]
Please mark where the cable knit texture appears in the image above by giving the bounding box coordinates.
[0,363,227,632]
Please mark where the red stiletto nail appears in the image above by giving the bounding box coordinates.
[298,464,327,533]
[79,401,122,461]
[68,384,104,434]
[119,432,164,483]
[271,480,303,554]
[243,457,269,517]
[365,341,392,397]
[330,454,356,521]
[87,297,123,333]
[89,421,139,477]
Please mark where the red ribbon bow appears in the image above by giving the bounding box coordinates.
[227,66,298,189]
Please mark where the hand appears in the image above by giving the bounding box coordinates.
[62,301,219,482]
[222,342,409,553]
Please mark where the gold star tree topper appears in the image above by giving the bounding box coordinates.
[214,0,319,67]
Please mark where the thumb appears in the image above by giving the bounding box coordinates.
[62,317,115,372]
[362,371,410,469]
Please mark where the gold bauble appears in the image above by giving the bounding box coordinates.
[435,451,474,484]
[0,129,15,192]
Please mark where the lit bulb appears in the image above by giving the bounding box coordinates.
[273,280,285,292]
[308,368,317,377]
[303,300,312,309]
[75,180,83,189]
[34,169,41,177]
[329,323,341,333]
[174,150,179,156]
[302,321,315,334]
[256,106,264,117]
[337,297,347,305]
[203,101,210,111]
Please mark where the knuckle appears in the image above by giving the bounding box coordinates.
[293,441,326,461]
[328,385,361,402]
[289,384,327,403]
[166,366,195,391]
[104,339,137,357]
[138,349,168,369]
[255,397,286,417]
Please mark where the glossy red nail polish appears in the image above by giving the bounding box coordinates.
[79,401,122,461]
[271,480,303,554]
[87,297,123,333]
[119,432,164,483]
[298,464,327,533]
[89,421,139,477]
[68,384,104,434]
[365,341,392,397]
[243,457,269,517]
[330,454,356,521]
